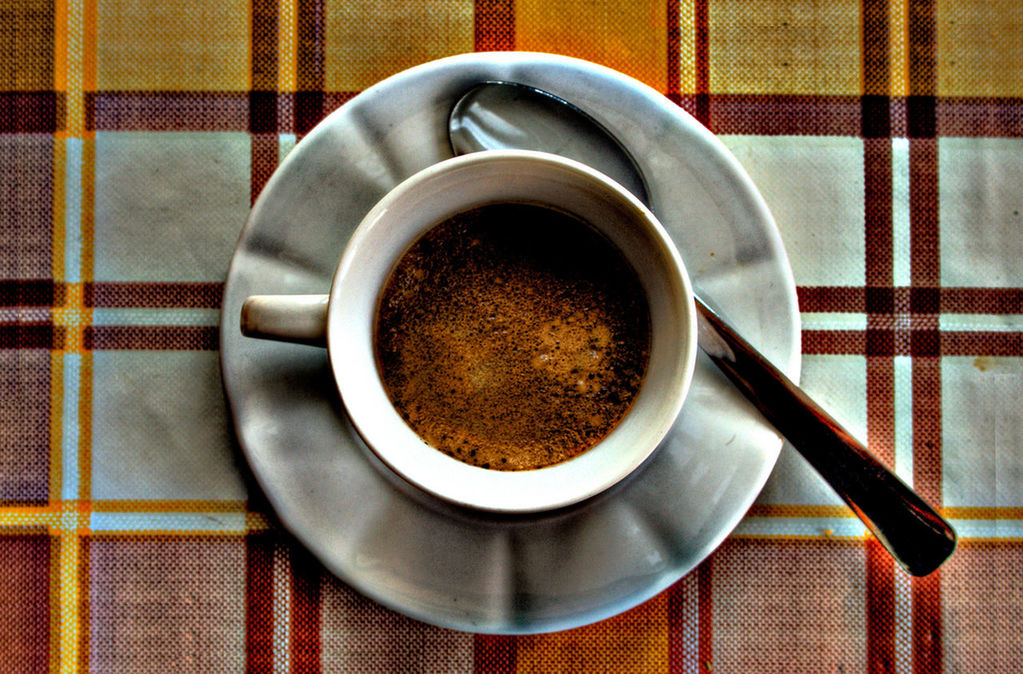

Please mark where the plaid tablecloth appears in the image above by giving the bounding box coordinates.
[3,0,1022,672]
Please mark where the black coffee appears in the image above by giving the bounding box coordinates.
[374,203,651,470]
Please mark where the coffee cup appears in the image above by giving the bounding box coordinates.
[241,150,697,513]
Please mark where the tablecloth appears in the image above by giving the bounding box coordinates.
[2,0,1021,672]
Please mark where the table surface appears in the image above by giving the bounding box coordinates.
[2,1,1021,672]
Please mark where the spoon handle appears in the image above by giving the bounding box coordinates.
[695,297,956,577]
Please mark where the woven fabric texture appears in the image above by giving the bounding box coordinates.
[1,0,1021,672]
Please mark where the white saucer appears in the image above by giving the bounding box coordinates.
[220,52,800,634]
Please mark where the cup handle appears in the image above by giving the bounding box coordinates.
[240,294,329,347]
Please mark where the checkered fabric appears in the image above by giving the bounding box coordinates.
[1,0,1021,672]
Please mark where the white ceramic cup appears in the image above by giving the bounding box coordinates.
[241,150,698,513]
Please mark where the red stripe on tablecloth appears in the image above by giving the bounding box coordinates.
[938,97,1023,136]
[798,286,1023,314]
[290,562,321,672]
[860,8,898,663]
[706,95,862,136]
[0,280,63,307]
[85,91,353,132]
[801,330,865,355]
[912,355,943,525]
[864,137,893,290]
[941,331,1023,356]
[866,538,896,674]
[251,0,279,205]
[84,326,218,350]
[913,570,943,674]
[251,133,278,206]
[693,0,710,126]
[665,0,680,106]
[86,92,251,131]
[84,282,223,308]
[939,287,1023,314]
[908,3,944,669]
[78,535,92,674]
[866,355,896,467]
[474,0,515,51]
[251,0,278,94]
[803,329,1023,357]
[0,92,62,133]
[245,533,275,673]
[698,559,713,672]
[667,578,684,673]
[473,634,517,672]
[0,324,65,350]
[69,91,1023,136]
[296,0,325,135]
[797,286,866,313]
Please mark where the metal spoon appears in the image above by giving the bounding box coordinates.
[449,81,956,576]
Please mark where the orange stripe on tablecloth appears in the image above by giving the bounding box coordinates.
[747,504,856,518]
[81,0,96,96]
[76,137,95,499]
[90,500,248,513]
[54,1,68,93]
[80,133,95,281]
[943,507,1023,520]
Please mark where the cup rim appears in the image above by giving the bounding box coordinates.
[325,150,697,513]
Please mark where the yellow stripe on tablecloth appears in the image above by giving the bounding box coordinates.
[56,503,88,674]
[677,0,697,94]
[279,0,298,93]
[937,0,1023,97]
[707,0,862,96]
[890,0,909,97]
[53,3,96,670]
[945,507,1023,520]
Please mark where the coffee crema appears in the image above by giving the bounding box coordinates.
[374,203,651,470]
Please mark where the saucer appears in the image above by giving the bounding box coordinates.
[220,52,800,634]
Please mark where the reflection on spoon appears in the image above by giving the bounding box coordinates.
[449,81,956,577]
